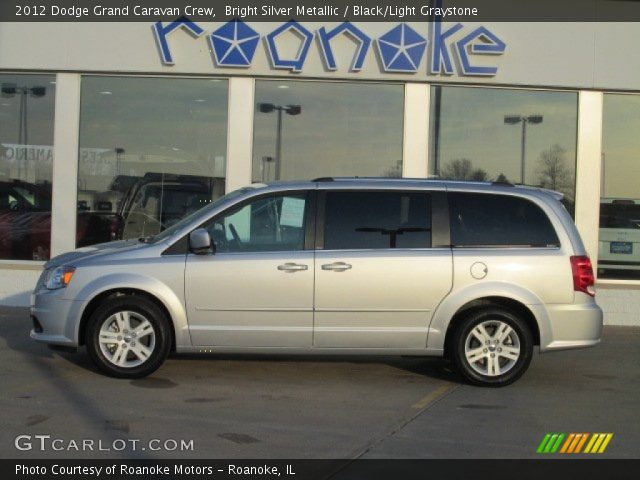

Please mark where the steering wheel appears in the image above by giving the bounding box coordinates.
[228,223,241,245]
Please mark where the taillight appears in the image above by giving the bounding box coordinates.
[570,255,595,297]
[110,215,123,240]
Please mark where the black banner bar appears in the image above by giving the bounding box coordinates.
[1,0,640,22]
[5,459,640,480]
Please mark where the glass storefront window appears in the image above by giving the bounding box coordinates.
[252,80,404,182]
[598,94,640,280]
[77,76,228,246]
[429,85,578,214]
[0,73,55,261]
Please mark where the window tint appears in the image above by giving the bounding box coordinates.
[77,76,228,247]
[598,94,640,279]
[253,80,404,182]
[0,73,55,261]
[324,192,431,250]
[429,85,578,217]
[600,202,640,230]
[449,193,559,247]
[205,194,307,253]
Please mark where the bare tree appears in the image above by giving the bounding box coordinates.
[537,144,573,194]
[382,159,402,178]
[440,158,488,181]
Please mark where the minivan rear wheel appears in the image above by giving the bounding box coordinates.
[85,296,171,378]
[451,308,533,387]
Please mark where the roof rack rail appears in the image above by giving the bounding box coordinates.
[491,180,514,187]
[313,177,334,182]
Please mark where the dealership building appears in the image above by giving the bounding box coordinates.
[0,20,639,325]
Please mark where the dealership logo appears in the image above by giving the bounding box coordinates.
[265,21,315,72]
[152,18,505,76]
[536,433,613,454]
[318,22,371,72]
[209,19,260,67]
[377,23,428,73]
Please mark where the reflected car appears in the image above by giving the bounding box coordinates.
[110,173,223,241]
[598,198,640,277]
[0,180,52,260]
[30,178,603,386]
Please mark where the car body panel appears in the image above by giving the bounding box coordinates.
[314,249,452,348]
[30,179,603,362]
[185,251,314,347]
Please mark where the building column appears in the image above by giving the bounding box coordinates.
[402,83,430,178]
[574,91,604,271]
[51,73,81,257]
[225,77,255,192]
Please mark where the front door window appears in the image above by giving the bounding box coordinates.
[204,194,307,253]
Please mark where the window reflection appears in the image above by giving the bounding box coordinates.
[77,76,228,246]
[598,94,640,280]
[205,194,307,253]
[324,192,431,250]
[430,85,578,214]
[0,74,55,260]
[252,80,404,182]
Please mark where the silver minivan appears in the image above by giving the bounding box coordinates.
[30,179,603,386]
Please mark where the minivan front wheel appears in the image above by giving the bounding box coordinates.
[85,296,171,378]
[451,309,533,387]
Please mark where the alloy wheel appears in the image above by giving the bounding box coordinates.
[464,320,521,377]
[98,310,156,368]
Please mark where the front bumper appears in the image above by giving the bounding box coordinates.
[535,301,604,352]
[30,289,83,347]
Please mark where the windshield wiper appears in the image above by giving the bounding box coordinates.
[138,235,154,243]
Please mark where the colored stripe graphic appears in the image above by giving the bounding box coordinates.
[584,433,613,454]
[538,433,613,454]
[550,433,565,453]
[574,433,589,453]
[559,433,575,453]
[537,433,565,453]
[537,434,552,453]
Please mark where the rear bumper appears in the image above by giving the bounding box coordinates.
[535,301,603,352]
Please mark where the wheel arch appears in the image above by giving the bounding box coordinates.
[428,282,548,354]
[79,288,181,351]
[441,296,540,358]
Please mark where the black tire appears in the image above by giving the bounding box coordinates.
[85,295,172,378]
[450,308,533,387]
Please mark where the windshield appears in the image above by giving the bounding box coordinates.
[152,187,255,243]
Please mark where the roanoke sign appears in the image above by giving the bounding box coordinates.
[153,18,506,76]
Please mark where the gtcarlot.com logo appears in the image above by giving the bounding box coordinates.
[536,433,613,454]
[14,435,194,452]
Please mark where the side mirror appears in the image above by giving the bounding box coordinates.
[189,228,213,255]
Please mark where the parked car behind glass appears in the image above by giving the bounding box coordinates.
[110,172,224,241]
[598,198,640,277]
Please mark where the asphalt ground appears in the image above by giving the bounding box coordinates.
[0,307,638,461]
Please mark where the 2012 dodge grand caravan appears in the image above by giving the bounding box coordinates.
[30,178,603,386]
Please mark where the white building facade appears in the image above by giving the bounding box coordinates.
[0,20,639,325]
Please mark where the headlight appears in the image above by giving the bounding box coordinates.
[46,266,76,290]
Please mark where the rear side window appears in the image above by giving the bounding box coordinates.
[448,193,559,248]
[323,191,431,250]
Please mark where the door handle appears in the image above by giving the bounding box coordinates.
[321,262,352,272]
[277,263,309,273]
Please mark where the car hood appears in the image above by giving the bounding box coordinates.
[44,238,150,269]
